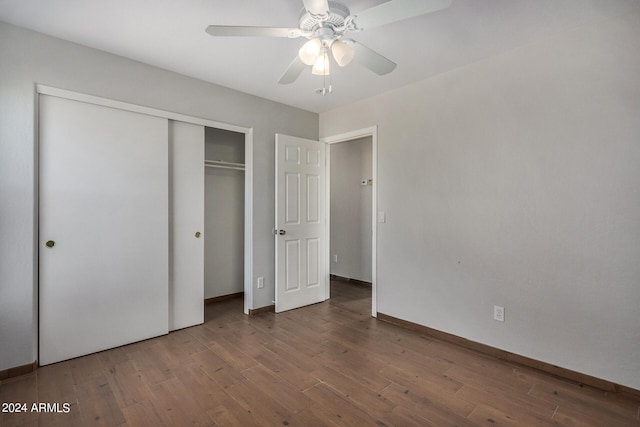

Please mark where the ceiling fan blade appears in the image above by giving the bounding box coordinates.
[206,25,302,38]
[302,0,330,15]
[352,0,452,30]
[348,40,397,75]
[279,56,308,84]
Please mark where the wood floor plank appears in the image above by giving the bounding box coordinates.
[206,338,259,372]
[240,365,313,414]
[251,347,320,391]
[529,380,640,425]
[35,409,84,427]
[36,361,76,404]
[148,377,214,426]
[1,280,638,426]
[313,348,391,393]
[302,382,381,426]
[268,327,326,358]
[221,326,270,358]
[278,309,333,334]
[127,344,175,386]
[261,335,322,373]
[222,377,296,426]
[387,404,440,427]
[445,363,536,398]
[283,406,341,427]
[222,328,320,390]
[74,373,116,402]
[380,379,477,421]
[161,329,209,364]
[551,405,638,427]
[68,353,104,385]
[320,327,396,366]
[98,347,131,370]
[207,401,263,427]
[121,399,170,427]
[171,364,229,413]
[103,360,155,409]
[184,321,229,346]
[379,361,464,394]
[190,350,248,390]
[0,373,39,427]
[76,389,126,427]
[467,402,553,426]
[310,364,396,417]
[456,384,558,423]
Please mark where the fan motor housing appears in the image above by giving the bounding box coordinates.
[298,1,350,32]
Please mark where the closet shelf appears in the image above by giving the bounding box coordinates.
[204,160,245,171]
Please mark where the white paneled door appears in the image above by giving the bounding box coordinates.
[39,95,169,365]
[169,120,204,331]
[275,134,327,312]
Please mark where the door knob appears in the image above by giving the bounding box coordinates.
[45,240,55,248]
[278,229,286,235]
[195,231,201,238]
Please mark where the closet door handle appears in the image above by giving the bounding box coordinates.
[45,240,56,248]
[278,229,286,235]
[195,232,201,238]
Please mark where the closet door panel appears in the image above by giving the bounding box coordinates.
[169,120,204,331]
[39,95,169,365]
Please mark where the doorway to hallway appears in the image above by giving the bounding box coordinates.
[328,136,374,310]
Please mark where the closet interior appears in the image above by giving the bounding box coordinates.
[204,126,245,301]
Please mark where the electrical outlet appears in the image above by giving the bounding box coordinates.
[333,254,338,263]
[257,276,264,289]
[493,305,505,322]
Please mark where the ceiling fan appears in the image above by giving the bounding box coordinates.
[205,0,452,87]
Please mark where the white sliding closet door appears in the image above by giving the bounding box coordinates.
[39,95,169,365]
[169,120,204,331]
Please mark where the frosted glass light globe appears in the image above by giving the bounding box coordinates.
[331,40,354,67]
[311,52,331,76]
[298,39,322,66]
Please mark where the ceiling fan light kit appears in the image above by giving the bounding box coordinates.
[330,39,354,67]
[205,0,453,92]
[311,50,331,76]
[299,38,322,65]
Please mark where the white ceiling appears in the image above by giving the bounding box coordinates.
[1,0,638,113]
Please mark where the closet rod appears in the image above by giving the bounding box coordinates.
[204,160,245,171]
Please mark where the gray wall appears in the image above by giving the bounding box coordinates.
[0,21,318,372]
[330,137,372,282]
[320,10,640,389]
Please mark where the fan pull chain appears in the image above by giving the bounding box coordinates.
[317,51,332,96]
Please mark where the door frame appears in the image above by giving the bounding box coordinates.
[322,126,378,317]
[35,85,255,317]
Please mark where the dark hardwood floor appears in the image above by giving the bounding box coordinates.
[1,280,638,426]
